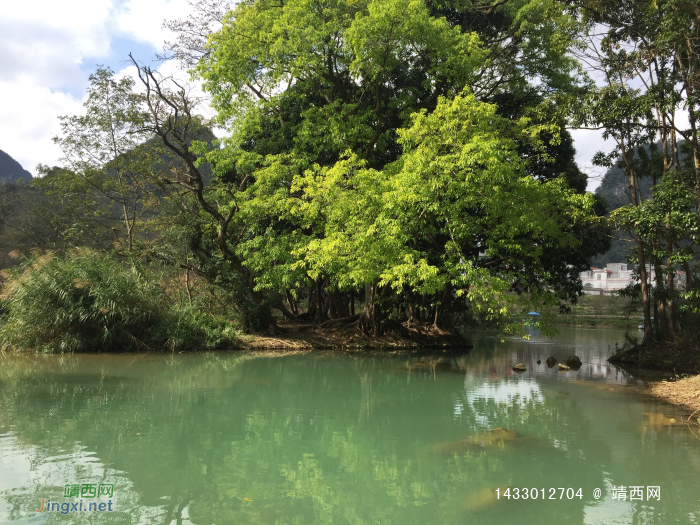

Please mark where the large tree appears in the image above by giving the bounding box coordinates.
[193,0,606,332]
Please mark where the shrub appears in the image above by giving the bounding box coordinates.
[154,305,243,352]
[0,250,240,353]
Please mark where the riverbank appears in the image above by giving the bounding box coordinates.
[551,316,637,329]
[646,375,700,414]
[247,319,470,351]
[512,294,642,329]
[608,338,700,375]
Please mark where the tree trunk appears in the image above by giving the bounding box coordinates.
[637,245,653,341]
[285,290,298,317]
[330,290,349,318]
[683,261,693,291]
[686,92,700,214]
[654,262,668,338]
[408,305,417,324]
[275,302,296,320]
[328,289,338,319]
[306,282,317,319]
[315,279,324,322]
[358,281,381,336]
[433,284,452,331]
[624,150,653,341]
[667,240,677,339]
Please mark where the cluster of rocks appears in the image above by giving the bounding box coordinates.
[512,355,582,373]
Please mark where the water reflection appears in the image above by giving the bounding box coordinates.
[0,329,698,524]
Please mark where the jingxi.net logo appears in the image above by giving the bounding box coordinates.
[36,483,115,515]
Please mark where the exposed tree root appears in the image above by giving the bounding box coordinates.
[248,317,469,351]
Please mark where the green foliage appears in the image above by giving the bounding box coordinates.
[44,67,150,252]
[0,250,241,353]
[248,92,601,326]
[2,0,629,339]
[610,171,699,263]
[191,0,607,331]
[155,304,243,351]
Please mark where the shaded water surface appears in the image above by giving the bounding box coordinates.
[0,328,699,524]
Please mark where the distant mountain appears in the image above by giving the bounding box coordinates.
[0,150,32,183]
[595,163,653,211]
[592,148,656,267]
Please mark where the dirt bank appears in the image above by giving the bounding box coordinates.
[646,375,700,415]
[247,319,471,351]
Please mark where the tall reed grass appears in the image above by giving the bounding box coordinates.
[0,250,240,353]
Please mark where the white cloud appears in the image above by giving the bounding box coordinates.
[0,58,209,175]
[0,0,115,87]
[569,128,616,192]
[0,77,83,173]
[117,0,194,49]
[0,0,198,175]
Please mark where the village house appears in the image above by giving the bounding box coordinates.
[580,263,685,295]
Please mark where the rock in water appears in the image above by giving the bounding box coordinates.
[643,412,678,427]
[434,428,529,454]
[536,359,541,365]
[546,357,557,368]
[558,363,571,372]
[512,363,527,372]
[566,356,582,369]
[462,486,508,511]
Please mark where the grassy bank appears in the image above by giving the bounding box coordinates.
[521,294,642,329]
[551,316,639,329]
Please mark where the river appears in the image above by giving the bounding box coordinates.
[0,327,698,524]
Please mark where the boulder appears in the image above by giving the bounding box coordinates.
[546,357,557,368]
[558,363,571,372]
[512,363,527,372]
[566,356,582,370]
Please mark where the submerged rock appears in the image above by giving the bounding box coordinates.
[512,363,527,372]
[566,356,582,370]
[558,363,571,372]
[546,357,557,368]
[462,486,508,511]
[643,412,679,427]
[434,427,529,453]
[536,359,541,365]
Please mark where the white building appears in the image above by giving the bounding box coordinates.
[580,263,636,295]
[580,263,685,295]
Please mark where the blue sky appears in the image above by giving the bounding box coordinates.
[0,0,612,191]
[73,36,160,96]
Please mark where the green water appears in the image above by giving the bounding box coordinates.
[0,328,698,524]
